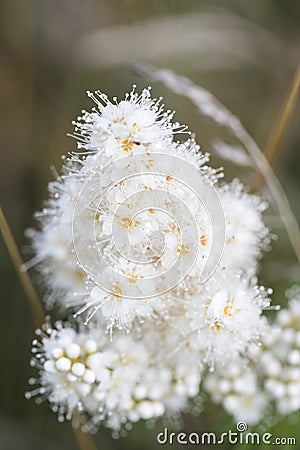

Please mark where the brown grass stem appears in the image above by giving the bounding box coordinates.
[254,64,300,190]
[73,428,98,450]
[0,206,44,327]
[0,206,99,450]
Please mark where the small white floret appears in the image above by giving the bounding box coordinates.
[55,357,71,372]
[72,362,85,377]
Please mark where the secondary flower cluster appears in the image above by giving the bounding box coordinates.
[27,87,273,433]
[205,286,300,425]
[27,320,200,434]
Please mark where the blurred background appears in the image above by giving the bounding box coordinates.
[0,0,299,449]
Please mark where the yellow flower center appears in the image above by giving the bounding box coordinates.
[176,243,189,255]
[111,285,123,299]
[94,212,101,221]
[120,139,134,153]
[113,116,125,123]
[212,320,222,331]
[126,272,140,284]
[170,223,181,234]
[224,304,235,317]
[120,217,141,228]
[132,121,139,132]
[200,234,207,246]
[75,268,86,281]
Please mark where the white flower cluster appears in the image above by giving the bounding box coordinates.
[262,286,300,415]
[204,350,268,425]
[204,286,300,425]
[27,86,272,433]
[27,320,201,434]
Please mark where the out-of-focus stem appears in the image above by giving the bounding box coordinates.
[0,206,99,449]
[73,428,98,450]
[254,64,300,190]
[0,206,44,327]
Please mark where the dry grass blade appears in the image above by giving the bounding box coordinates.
[73,428,98,450]
[254,64,300,190]
[0,206,45,327]
[0,206,99,450]
[135,64,300,263]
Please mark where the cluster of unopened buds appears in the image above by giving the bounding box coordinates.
[25,86,299,435]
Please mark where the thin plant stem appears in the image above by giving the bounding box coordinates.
[0,206,44,327]
[0,206,98,450]
[254,64,300,190]
[73,428,98,450]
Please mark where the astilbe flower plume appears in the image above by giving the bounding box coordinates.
[26,86,273,434]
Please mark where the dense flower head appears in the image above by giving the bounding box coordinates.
[217,180,271,274]
[204,287,300,426]
[26,86,275,434]
[184,274,270,367]
[204,359,268,425]
[72,86,185,156]
[262,286,300,415]
[26,320,202,434]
